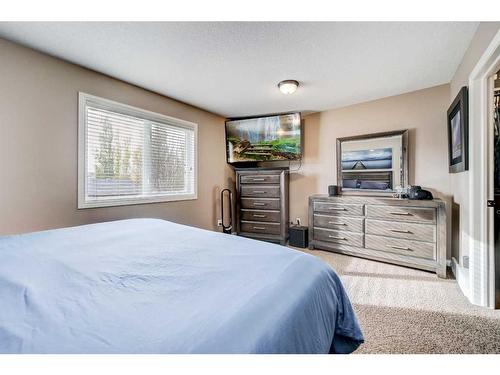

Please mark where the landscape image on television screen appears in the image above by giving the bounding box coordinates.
[226,113,301,162]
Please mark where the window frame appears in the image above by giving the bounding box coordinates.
[78,92,198,209]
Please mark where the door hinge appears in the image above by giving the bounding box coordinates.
[487,200,495,207]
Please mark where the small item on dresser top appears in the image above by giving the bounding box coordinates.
[289,225,309,248]
[393,185,409,199]
[328,185,340,196]
[408,185,434,200]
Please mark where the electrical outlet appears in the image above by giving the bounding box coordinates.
[463,255,469,269]
[217,219,223,227]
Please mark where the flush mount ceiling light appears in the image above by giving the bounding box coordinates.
[278,80,299,95]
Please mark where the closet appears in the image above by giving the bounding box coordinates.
[494,70,500,308]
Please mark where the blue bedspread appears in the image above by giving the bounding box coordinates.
[0,219,363,354]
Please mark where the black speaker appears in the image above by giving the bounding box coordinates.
[289,226,308,248]
[328,185,340,196]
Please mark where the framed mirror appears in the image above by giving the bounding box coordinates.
[336,130,409,196]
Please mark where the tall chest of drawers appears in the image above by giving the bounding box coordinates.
[235,168,289,245]
[308,195,447,277]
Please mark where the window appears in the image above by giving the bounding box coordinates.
[78,93,197,208]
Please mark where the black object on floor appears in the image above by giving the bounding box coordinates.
[289,226,309,248]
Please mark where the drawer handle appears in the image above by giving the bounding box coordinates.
[328,235,347,240]
[328,207,346,211]
[390,229,412,234]
[253,191,266,194]
[253,214,267,218]
[251,178,265,181]
[389,245,412,251]
[253,203,266,206]
[389,211,412,216]
[328,221,347,225]
[253,226,266,230]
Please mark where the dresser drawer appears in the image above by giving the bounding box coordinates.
[313,202,364,216]
[240,198,280,210]
[240,209,280,223]
[365,234,435,260]
[314,227,364,247]
[366,219,436,242]
[240,185,280,198]
[241,221,281,235]
[366,204,436,223]
[240,174,280,184]
[313,214,364,233]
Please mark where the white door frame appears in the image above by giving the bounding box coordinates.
[468,30,500,308]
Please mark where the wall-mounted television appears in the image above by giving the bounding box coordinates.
[225,112,302,164]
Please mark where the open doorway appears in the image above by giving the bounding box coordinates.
[494,70,500,308]
[467,30,500,308]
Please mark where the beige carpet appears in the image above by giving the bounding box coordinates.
[300,248,500,354]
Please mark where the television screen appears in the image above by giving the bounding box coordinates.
[225,113,301,163]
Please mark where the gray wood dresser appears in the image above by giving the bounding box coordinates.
[308,195,447,277]
[236,168,289,245]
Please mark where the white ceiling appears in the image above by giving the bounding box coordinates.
[0,22,478,117]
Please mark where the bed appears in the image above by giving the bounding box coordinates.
[0,219,363,354]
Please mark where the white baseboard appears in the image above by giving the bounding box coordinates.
[451,257,470,301]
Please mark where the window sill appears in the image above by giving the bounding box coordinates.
[77,193,198,209]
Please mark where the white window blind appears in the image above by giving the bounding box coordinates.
[78,93,197,208]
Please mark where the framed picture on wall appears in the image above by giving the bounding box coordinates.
[447,86,469,173]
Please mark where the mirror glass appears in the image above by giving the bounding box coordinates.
[337,130,408,194]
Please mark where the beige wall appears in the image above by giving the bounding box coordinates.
[0,38,231,235]
[448,22,500,264]
[290,84,452,256]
